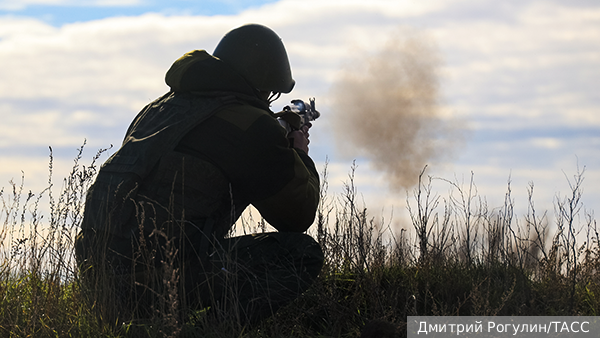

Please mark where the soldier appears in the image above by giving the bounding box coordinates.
[75,23,323,327]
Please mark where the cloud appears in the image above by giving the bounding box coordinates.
[0,14,237,150]
[531,137,562,150]
[0,0,598,216]
[430,2,600,131]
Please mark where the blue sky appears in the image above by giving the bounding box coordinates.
[1,0,599,232]
[0,1,279,25]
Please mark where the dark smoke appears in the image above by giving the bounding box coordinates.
[330,28,463,190]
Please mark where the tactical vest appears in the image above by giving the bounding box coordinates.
[81,91,241,237]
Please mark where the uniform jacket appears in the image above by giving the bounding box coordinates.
[81,50,320,252]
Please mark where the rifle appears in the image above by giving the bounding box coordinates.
[275,98,320,133]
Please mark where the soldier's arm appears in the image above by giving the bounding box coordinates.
[178,103,320,232]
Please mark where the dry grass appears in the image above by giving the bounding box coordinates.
[1,147,598,337]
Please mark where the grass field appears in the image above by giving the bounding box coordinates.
[1,147,598,337]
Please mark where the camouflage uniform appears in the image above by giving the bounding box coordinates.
[75,49,323,326]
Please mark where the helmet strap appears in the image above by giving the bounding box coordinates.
[268,92,281,105]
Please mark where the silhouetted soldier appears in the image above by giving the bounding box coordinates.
[75,23,323,327]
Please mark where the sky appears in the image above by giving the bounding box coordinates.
[1,0,599,233]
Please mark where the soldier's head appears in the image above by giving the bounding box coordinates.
[213,24,295,101]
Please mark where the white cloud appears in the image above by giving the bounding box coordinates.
[0,17,56,37]
[0,0,599,220]
[430,2,600,130]
[531,137,562,150]
[0,109,91,147]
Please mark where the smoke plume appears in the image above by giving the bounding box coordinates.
[331,28,462,190]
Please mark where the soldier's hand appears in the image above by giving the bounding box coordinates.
[289,122,311,154]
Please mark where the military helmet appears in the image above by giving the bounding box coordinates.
[213,24,295,94]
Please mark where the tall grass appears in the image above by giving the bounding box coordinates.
[0,143,110,337]
[1,147,598,337]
